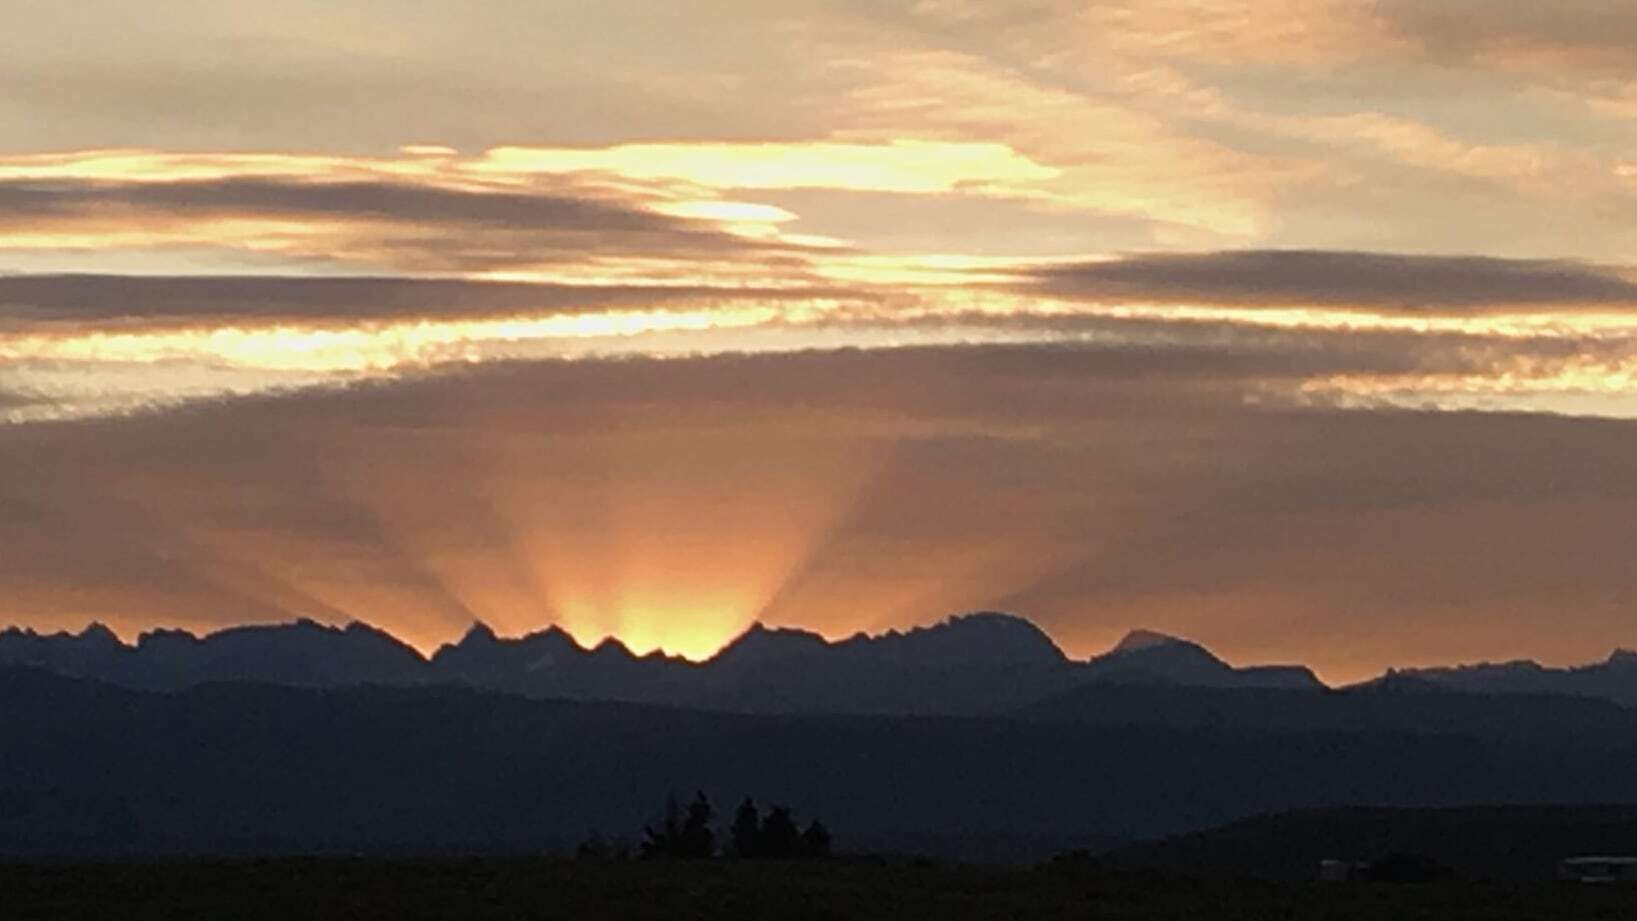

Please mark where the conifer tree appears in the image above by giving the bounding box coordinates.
[678,790,715,859]
[730,796,761,858]
[757,805,801,859]
[801,818,832,858]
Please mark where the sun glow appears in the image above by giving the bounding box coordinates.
[287,417,899,663]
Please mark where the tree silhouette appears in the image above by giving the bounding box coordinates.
[640,791,715,859]
[575,830,632,861]
[639,793,684,859]
[639,792,830,860]
[679,791,715,859]
[756,805,802,859]
[801,818,832,858]
[1362,852,1456,883]
[730,796,760,858]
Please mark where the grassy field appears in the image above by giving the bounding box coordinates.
[3,858,1636,920]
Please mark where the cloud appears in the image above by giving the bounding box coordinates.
[473,140,1058,194]
[1019,250,1637,312]
[0,145,1107,280]
[0,178,702,234]
[0,175,793,275]
[1075,0,1402,68]
[0,274,864,325]
[6,1,1637,687]
[1378,1,1637,75]
[6,343,1637,681]
[7,248,1637,422]
[6,2,1637,262]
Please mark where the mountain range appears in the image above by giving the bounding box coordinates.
[4,611,1634,711]
[1372,651,1637,706]
[5,612,1637,861]
[1,613,1330,715]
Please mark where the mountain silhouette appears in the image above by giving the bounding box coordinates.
[825,612,1067,667]
[0,612,1318,715]
[710,622,832,672]
[426,622,697,701]
[0,618,426,690]
[1364,649,1637,706]
[1108,628,1183,654]
[139,619,427,687]
[1083,629,1321,689]
[3,612,1633,711]
[3,616,1636,862]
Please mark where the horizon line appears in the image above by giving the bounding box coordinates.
[5,612,1634,686]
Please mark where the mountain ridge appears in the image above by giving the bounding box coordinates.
[0,612,1312,713]
[1364,649,1637,706]
[3,612,1634,710]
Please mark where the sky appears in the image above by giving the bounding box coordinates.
[3,1,1637,682]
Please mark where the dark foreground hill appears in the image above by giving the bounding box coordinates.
[6,668,1637,862]
[1018,682,1637,738]
[5,857,1637,921]
[1107,805,1637,881]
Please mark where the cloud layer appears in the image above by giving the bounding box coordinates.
[4,1,1636,675]
[5,345,1636,682]
[1021,251,1637,312]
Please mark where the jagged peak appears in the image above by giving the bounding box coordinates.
[865,610,1066,665]
[202,619,341,642]
[712,621,829,665]
[1488,658,1546,670]
[890,611,1057,645]
[1110,628,1190,655]
[136,625,198,643]
[135,627,198,649]
[726,620,827,644]
[714,612,1065,667]
[434,622,586,664]
[513,624,579,646]
[591,636,634,658]
[1610,648,1637,665]
[79,621,121,643]
[935,610,1039,632]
